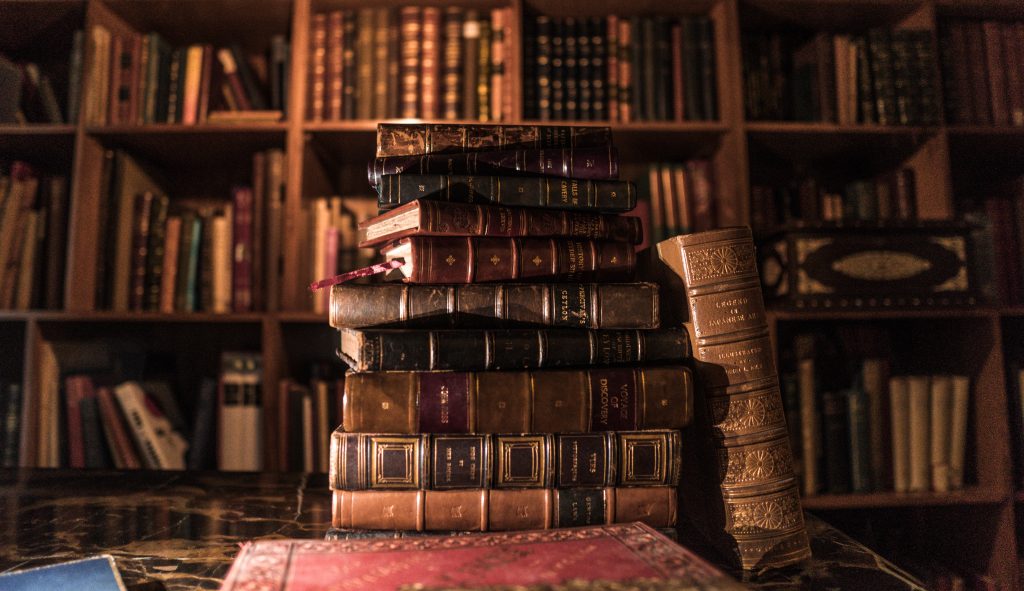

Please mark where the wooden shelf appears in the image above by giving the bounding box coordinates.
[802,487,1008,510]
[769,306,996,322]
[740,0,925,31]
[0,125,77,135]
[0,310,267,323]
[746,122,938,168]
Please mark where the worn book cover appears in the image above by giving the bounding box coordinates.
[220,523,744,591]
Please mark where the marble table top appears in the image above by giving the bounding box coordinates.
[0,469,925,590]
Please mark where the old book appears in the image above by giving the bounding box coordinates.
[534,16,552,120]
[382,236,634,284]
[218,352,263,471]
[325,11,343,120]
[421,7,441,119]
[889,376,910,493]
[222,523,744,591]
[231,187,253,312]
[650,227,810,570]
[906,375,931,493]
[339,11,356,119]
[477,17,491,120]
[399,6,421,118]
[377,173,636,213]
[211,214,231,313]
[86,26,110,124]
[929,375,953,492]
[342,366,692,434]
[329,282,660,330]
[940,22,972,125]
[143,194,168,311]
[376,123,613,157]
[965,22,992,124]
[329,430,682,490]
[847,387,871,492]
[354,8,373,120]
[128,192,154,311]
[359,199,642,248]
[369,146,619,188]
[332,487,678,531]
[862,358,890,491]
[949,375,969,489]
[371,7,391,118]
[43,176,68,309]
[65,375,92,468]
[338,327,689,372]
[982,21,1009,126]
[114,381,187,470]
[96,385,141,469]
[218,47,252,112]
[1004,23,1024,126]
[324,527,679,540]
[442,7,463,119]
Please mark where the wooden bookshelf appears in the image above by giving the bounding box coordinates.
[2,0,1024,586]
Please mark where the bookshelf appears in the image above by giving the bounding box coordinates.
[1,0,1023,586]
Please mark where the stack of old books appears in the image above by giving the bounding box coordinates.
[324,122,695,535]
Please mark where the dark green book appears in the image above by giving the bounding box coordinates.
[199,212,214,312]
[852,36,875,124]
[176,213,200,312]
[846,387,871,492]
[867,29,896,125]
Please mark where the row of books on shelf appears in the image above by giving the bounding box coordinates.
[967,178,1024,306]
[308,7,513,122]
[85,26,289,126]
[0,41,80,125]
[940,18,1024,127]
[93,149,286,312]
[750,168,918,232]
[523,15,717,123]
[785,333,971,496]
[303,196,376,314]
[0,162,69,311]
[743,28,939,125]
[642,161,715,245]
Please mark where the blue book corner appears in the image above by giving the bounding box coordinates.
[0,555,126,590]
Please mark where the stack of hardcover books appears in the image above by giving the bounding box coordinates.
[324,122,695,534]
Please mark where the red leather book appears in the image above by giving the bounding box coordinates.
[129,192,154,311]
[220,523,745,591]
[96,385,142,469]
[232,186,253,312]
[64,376,92,469]
[382,236,635,283]
[671,22,685,122]
[359,199,643,247]
[197,44,214,123]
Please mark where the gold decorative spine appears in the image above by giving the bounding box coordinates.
[653,227,811,571]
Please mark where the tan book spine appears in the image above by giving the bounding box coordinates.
[371,8,391,119]
[326,10,343,120]
[929,375,953,492]
[331,487,676,531]
[399,6,422,119]
[420,7,441,120]
[889,376,910,493]
[160,216,181,313]
[651,227,810,571]
[14,211,39,309]
[342,367,692,435]
[906,375,931,493]
[211,214,231,313]
[948,375,970,490]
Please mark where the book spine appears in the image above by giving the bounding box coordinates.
[588,17,605,121]
[941,22,973,125]
[386,7,400,118]
[329,282,660,330]
[43,176,68,309]
[907,375,931,492]
[65,376,89,468]
[822,390,851,493]
[376,124,613,157]
[250,153,265,311]
[342,366,692,434]
[165,48,182,123]
[867,29,896,125]
[196,45,213,123]
[214,213,235,313]
[852,36,875,124]
[144,194,168,311]
[326,11,343,120]
[476,17,490,121]
[159,216,181,313]
[342,328,689,372]
[654,17,670,120]
[550,19,565,120]
[911,30,939,125]
[653,227,810,570]
[421,7,441,120]
[355,9,374,120]
[442,7,463,119]
[231,187,253,312]
[332,487,677,531]
[641,17,655,120]
[462,10,480,120]
[199,213,214,311]
[96,386,142,469]
[619,18,632,122]
[378,200,642,245]
[535,16,552,121]
[401,237,634,284]
[330,431,681,490]
[370,146,620,187]
[930,376,953,492]
[1,384,20,467]
[890,31,915,125]
[109,34,126,124]
[489,8,505,121]
[308,13,326,121]
[1003,23,1024,126]
[80,395,111,468]
[129,192,154,311]
[671,22,685,121]
[399,7,422,119]
[371,8,390,119]
[341,12,356,119]
[965,22,992,124]
[982,21,1010,125]
[564,18,579,120]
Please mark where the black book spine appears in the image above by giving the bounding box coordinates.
[912,29,940,126]
[550,19,565,120]
[535,16,552,121]
[853,35,876,124]
[564,17,579,121]
[684,18,703,121]
[590,17,606,121]
[342,329,690,372]
[867,29,896,125]
[654,16,670,120]
[577,18,593,121]
[822,390,851,493]
[522,15,538,121]
[80,396,112,469]
[1,384,21,467]
[144,195,168,311]
[698,17,717,121]
[890,30,915,125]
[376,174,636,212]
[641,17,656,121]
[630,18,644,120]
[199,213,214,312]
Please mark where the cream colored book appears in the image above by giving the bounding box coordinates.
[211,213,231,313]
[889,376,910,493]
[929,376,953,492]
[906,375,931,493]
[949,375,970,490]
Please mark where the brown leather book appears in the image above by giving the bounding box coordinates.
[196,44,214,123]
[329,282,660,329]
[338,327,689,371]
[376,123,612,157]
[307,13,327,121]
[982,21,1009,126]
[650,227,810,571]
[420,7,441,119]
[341,366,692,434]
[399,6,421,119]
[355,8,374,120]
[326,10,343,120]
[381,236,634,283]
[359,199,642,248]
[332,486,677,531]
[129,192,154,311]
[442,7,463,119]
[330,430,682,490]
[371,7,390,119]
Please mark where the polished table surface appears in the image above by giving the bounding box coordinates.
[0,469,925,590]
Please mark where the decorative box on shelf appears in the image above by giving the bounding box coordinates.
[757,221,977,309]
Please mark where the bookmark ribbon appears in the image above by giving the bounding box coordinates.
[308,259,405,292]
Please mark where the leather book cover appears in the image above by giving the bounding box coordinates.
[329,282,660,329]
[330,430,681,490]
[940,22,973,125]
[867,29,896,125]
[342,366,692,434]
[965,22,992,124]
[399,6,421,119]
[369,146,619,188]
[550,19,565,120]
[654,17,670,120]
[821,390,851,493]
[197,44,214,123]
[250,152,265,311]
[575,17,592,120]
[462,9,480,120]
[563,18,578,121]
[442,7,463,119]
[143,194,168,311]
[982,21,1009,125]
[43,176,68,309]
[490,8,506,121]
[477,18,491,121]
[341,11,357,119]
[337,327,689,372]
[650,227,810,570]
[97,385,142,469]
[376,174,636,213]
[607,15,619,122]
[421,7,441,120]
[852,35,875,123]
[129,192,154,311]
[371,8,390,119]
[359,199,642,248]
[231,186,253,312]
[382,236,634,284]
[535,16,553,121]
[1003,23,1024,126]
[330,488,678,532]
[222,523,744,591]
[159,216,181,313]
[354,9,373,120]
[620,17,634,122]
[326,11,343,120]
[109,34,125,125]
[589,16,606,121]
[671,22,685,121]
[376,123,612,157]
